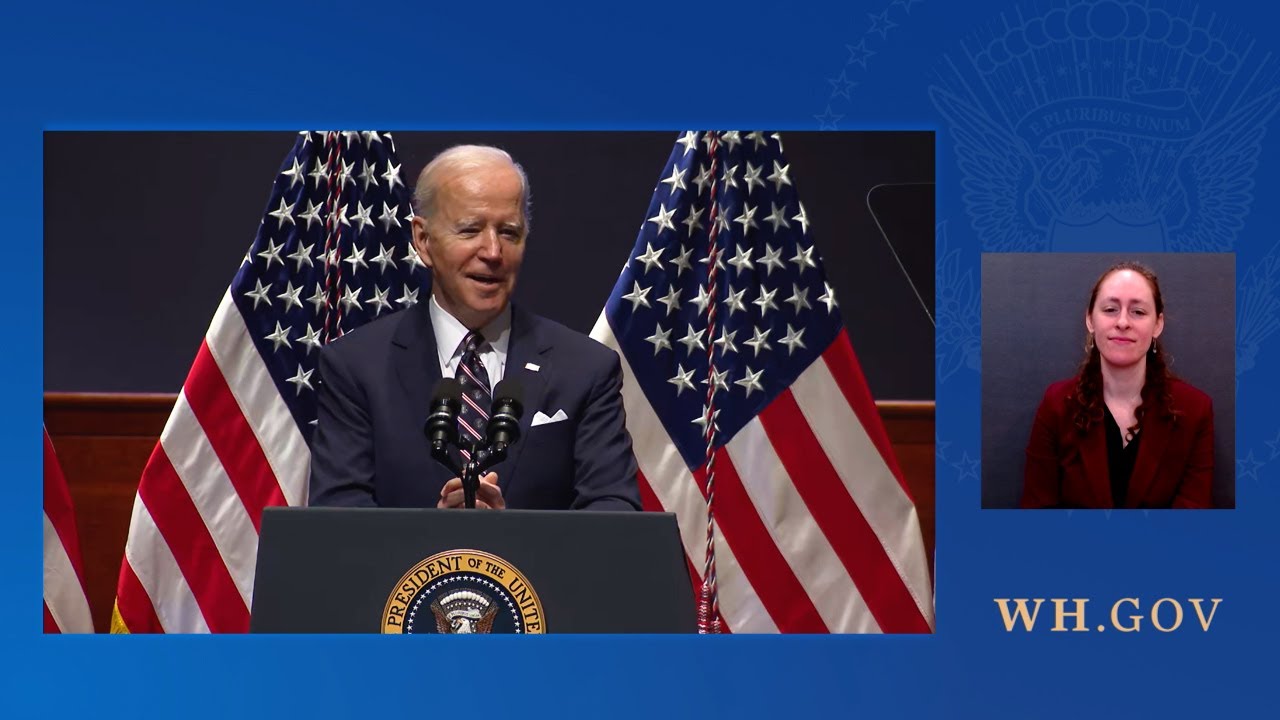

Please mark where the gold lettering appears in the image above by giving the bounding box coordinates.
[1189,598,1222,631]
[511,582,531,607]
[993,598,1044,631]
[1150,598,1183,632]
[1110,598,1141,632]
[1050,598,1088,632]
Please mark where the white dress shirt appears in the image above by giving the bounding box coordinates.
[429,295,511,387]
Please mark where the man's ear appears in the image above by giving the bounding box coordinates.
[411,216,433,270]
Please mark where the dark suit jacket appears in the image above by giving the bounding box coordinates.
[1022,377,1214,509]
[308,301,641,510]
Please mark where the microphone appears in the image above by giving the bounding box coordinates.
[486,378,525,452]
[424,378,463,452]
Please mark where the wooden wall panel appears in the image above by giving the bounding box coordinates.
[45,393,935,632]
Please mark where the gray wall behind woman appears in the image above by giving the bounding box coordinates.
[981,253,1236,509]
[45,132,935,399]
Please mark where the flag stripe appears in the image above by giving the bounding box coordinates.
[161,393,260,609]
[205,291,309,507]
[136,450,250,632]
[822,330,912,498]
[185,341,287,526]
[43,603,58,634]
[637,468,737,630]
[793,352,934,626]
[43,512,93,633]
[114,558,163,633]
[598,316,775,632]
[691,457,828,633]
[120,493,209,633]
[639,470,731,634]
[43,435,87,592]
[724,418,879,633]
[607,331,770,633]
[636,467,664,513]
[760,388,930,632]
[43,430,93,633]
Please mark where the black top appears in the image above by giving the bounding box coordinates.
[1103,406,1142,507]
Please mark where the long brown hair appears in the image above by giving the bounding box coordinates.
[1069,261,1180,439]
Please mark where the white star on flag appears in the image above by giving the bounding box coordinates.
[590,131,933,635]
[111,131,431,634]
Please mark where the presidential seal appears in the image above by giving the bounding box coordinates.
[382,550,545,634]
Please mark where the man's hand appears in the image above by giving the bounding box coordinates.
[438,472,505,509]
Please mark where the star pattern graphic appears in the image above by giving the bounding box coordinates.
[818,0,917,127]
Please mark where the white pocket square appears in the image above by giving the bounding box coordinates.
[531,409,568,426]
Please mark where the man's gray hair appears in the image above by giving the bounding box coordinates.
[412,144,532,231]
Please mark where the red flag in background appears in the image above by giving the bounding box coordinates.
[44,428,93,633]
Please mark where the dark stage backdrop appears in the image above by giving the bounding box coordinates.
[44,132,934,400]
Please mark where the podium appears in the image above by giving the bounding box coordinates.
[250,507,696,633]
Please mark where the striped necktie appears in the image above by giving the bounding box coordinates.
[455,331,493,451]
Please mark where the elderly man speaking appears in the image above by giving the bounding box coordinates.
[308,145,640,511]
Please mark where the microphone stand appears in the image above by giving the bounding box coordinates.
[431,441,509,509]
[426,377,522,510]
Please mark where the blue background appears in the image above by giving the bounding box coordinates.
[11,0,1277,716]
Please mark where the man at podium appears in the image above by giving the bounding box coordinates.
[308,145,640,512]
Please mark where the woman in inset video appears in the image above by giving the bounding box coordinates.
[1021,261,1214,509]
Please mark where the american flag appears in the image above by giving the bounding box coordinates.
[590,131,934,632]
[111,131,429,633]
[44,428,93,633]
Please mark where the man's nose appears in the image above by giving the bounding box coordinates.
[477,230,502,260]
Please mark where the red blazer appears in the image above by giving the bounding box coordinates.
[1022,377,1214,509]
